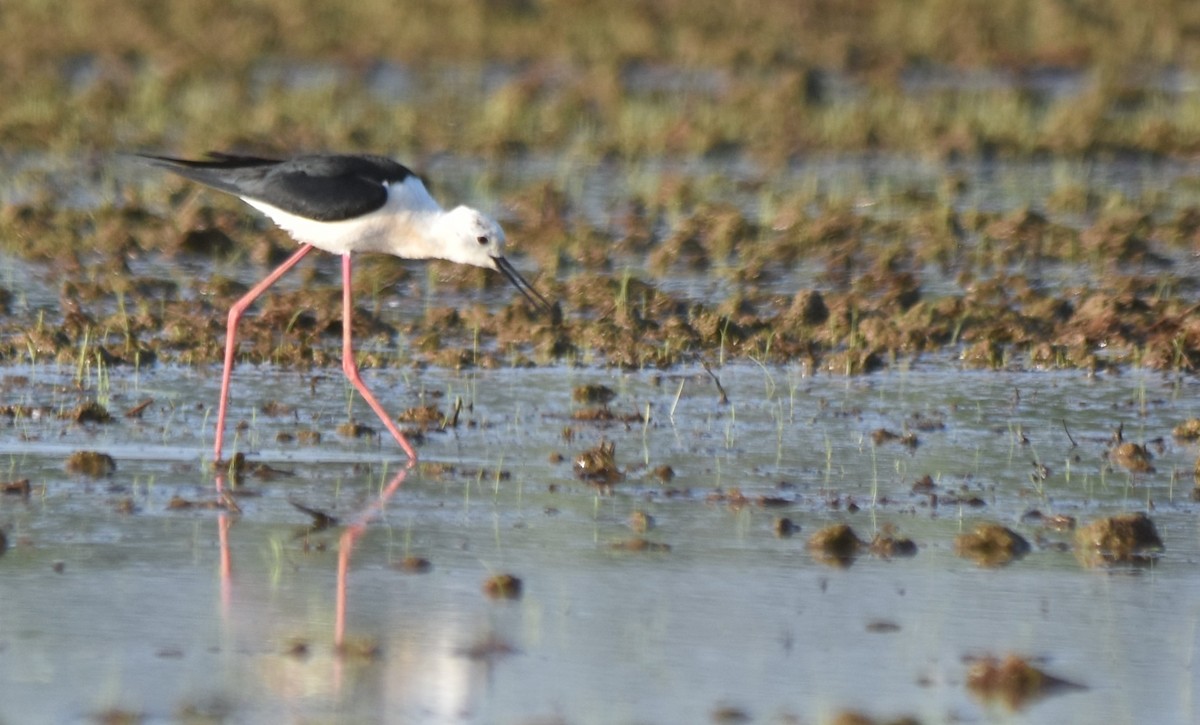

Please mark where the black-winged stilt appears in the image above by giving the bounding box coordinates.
[139,152,551,467]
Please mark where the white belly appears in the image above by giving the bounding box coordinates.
[242,178,442,256]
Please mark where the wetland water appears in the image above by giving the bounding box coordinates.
[1,153,1200,724]
[1,361,1198,723]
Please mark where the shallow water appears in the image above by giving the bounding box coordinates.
[1,360,1198,723]
[2,143,1200,722]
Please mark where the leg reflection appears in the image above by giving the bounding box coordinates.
[215,474,235,616]
[336,463,413,650]
[212,463,413,695]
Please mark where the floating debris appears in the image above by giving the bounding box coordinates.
[336,421,376,438]
[865,620,901,633]
[65,450,116,477]
[572,383,616,404]
[458,633,519,661]
[570,406,644,423]
[825,711,920,725]
[869,526,918,558]
[482,573,523,600]
[334,637,383,661]
[707,487,750,509]
[1,479,30,497]
[166,496,224,511]
[1108,441,1154,473]
[289,499,338,532]
[966,653,1084,709]
[393,556,432,574]
[284,639,311,659]
[756,495,790,508]
[574,440,623,483]
[1020,510,1076,531]
[629,510,655,533]
[1075,512,1163,567]
[259,400,294,416]
[398,404,445,430]
[871,428,918,449]
[955,523,1030,567]
[911,475,937,493]
[710,703,751,723]
[807,523,864,567]
[419,461,456,478]
[64,400,111,424]
[1172,418,1200,441]
[609,538,671,553]
[773,517,799,538]
[122,398,153,418]
[89,708,143,725]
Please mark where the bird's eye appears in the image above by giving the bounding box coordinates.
[476,236,489,246]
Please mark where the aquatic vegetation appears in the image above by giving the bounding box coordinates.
[1075,512,1164,567]
[64,449,116,477]
[966,654,1084,710]
[573,439,622,483]
[807,523,864,568]
[482,572,523,600]
[954,523,1030,567]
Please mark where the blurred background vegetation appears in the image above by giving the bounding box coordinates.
[4,0,1200,158]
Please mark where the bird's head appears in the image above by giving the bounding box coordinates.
[435,205,552,315]
[434,205,508,269]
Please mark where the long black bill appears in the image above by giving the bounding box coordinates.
[494,256,553,315]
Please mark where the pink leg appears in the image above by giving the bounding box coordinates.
[340,254,419,461]
[214,244,316,466]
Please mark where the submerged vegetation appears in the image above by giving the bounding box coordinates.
[4,173,1200,375]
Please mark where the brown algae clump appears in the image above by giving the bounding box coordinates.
[869,525,918,558]
[64,400,113,424]
[65,450,116,476]
[807,523,864,567]
[966,654,1084,709]
[773,517,799,538]
[1172,418,1200,442]
[954,523,1030,567]
[336,421,376,439]
[394,556,433,574]
[1075,512,1163,567]
[397,404,443,425]
[609,538,671,552]
[572,384,616,405]
[629,510,655,533]
[482,573,523,600]
[574,440,623,483]
[1108,442,1155,473]
[2,479,31,497]
[826,711,921,725]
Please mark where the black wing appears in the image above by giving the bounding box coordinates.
[138,153,417,221]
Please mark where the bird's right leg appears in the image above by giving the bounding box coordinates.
[339,253,419,461]
[213,243,316,468]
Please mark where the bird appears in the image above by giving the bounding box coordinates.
[138,152,552,468]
